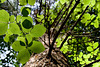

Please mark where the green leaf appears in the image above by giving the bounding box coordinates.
[4,34,10,42]
[17,37,25,44]
[26,34,32,44]
[82,0,91,5]
[21,16,33,33]
[56,38,62,47]
[85,21,90,26]
[83,54,88,59]
[80,61,85,64]
[98,12,100,18]
[96,1,100,11]
[86,54,91,58]
[79,52,83,57]
[93,42,99,49]
[0,22,8,35]
[21,7,31,17]
[89,0,95,7]
[0,10,9,23]
[10,15,15,23]
[94,20,99,28]
[17,49,30,64]
[28,0,36,5]
[87,46,93,52]
[9,23,21,34]
[88,42,93,46]
[60,0,66,4]
[37,14,44,22]
[90,14,95,20]
[93,62,100,67]
[94,48,99,55]
[7,29,13,35]
[22,19,32,29]
[78,57,82,61]
[22,16,33,23]
[17,15,22,23]
[19,0,27,5]
[28,41,45,53]
[30,24,46,37]
[12,41,26,51]
[83,13,91,20]
[0,0,6,3]
[96,53,100,60]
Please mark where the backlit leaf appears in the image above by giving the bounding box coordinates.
[93,62,100,67]
[0,22,8,35]
[93,42,99,49]
[17,37,25,44]
[22,16,33,23]
[0,10,9,23]
[96,1,100,11]
[28,41,45,53]
[21,7,31,17]
[17,49,30,64]
[37,14,44,22]
[0,0,6,3]
[83,54,88,58]
[12,41,26,51]
[9,23,21,34]
[30,24,46,37]
[22,19,32,29]
[60,0,66,4]
[80,61,85,64]
[19,0,27,5]
[94,48,99,55]
[87,46,93,52]
[28,0,35,5]
[83,13,91,20]
[90,0,95,7]
[94,20,99,28]
[10,15,15,23]
[83,0,91,5]
[26,34,32,44]
[17,15,22,23]
[4,34,10,42]
[21,16,33,33]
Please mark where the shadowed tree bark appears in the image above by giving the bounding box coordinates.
[24,33,69,67]
[23,0,100,67]
[23,0,87,67]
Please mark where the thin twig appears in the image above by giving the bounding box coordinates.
[52,0,73,36]
[39,37,48,47]
[70,6,89,31]
[84,59,100,67]
[7,0,15,10]
[48,0,80,56]
[39,0,42,15]
[59,5,89,49]
[50,3,67,27]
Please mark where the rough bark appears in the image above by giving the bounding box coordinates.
[24,33,69,67]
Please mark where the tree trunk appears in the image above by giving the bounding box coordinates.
[24,33,69,67]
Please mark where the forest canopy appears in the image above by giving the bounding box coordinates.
[0,0,100,67]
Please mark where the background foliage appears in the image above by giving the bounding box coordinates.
[0,0,100,67]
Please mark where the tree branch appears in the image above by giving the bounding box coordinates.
[48,0,80,56]
[39,37,48,47]
[50,3,67,28]
[39,0,42,15]
[84,59,100,67]
[52,0,73,36]
[59,5,89,49]
[70,6,89,31]
[7,0,15,10]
